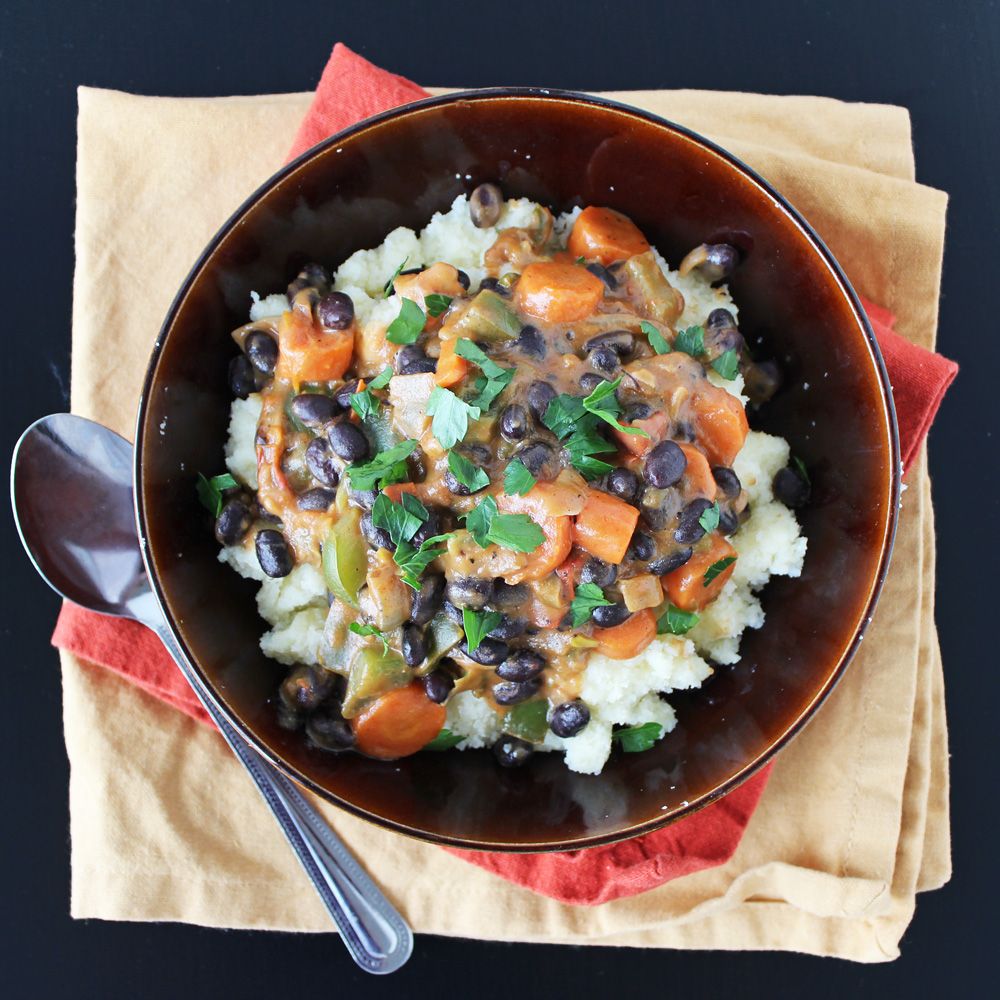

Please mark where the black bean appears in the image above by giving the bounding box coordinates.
[411,508,443,547]
[496,650,546,682]
[490,581,529,607]
[550,700,590,738]
[492,678,540,705]
[228,355,256,398]
[287,263,331,300]
[623,402,652,422]
[579,372,609,395]
[583,329,635,357]
[712,465,742,498]
[500,404,530,442]
[590,345,620,373]
[305,437,339,488]
[297,487,336,511]
[306,712,356,751]
[607,467,641,503]
[515,440,555,478]
[360,511,394,550]
[442,600,464,624]
[627,530,655,562]
[456,269,470,290]
[488,615,527,641]
[333,379,361,410]
[469,182,503,228]
[396,344,436,375]
[280,665,333,713]
[702,244,740,283]
[640,486,682,531]
[580,558,617,588]
[515,324,546,359]
[773,466,810,508]
[644,440,687,488]
[446,577,494,610]
[585,262,617,289]
[718,507,740,535]
[494,735,535,767]
[443,469,472,496]
[526,380,556,421]
[402,624,427,667]
[410,574,445,626]
[649,548,693,575]
[462,637,509,666]
[744,359,782,405]
[289,393,338,428]
[591,603,632,628]
[347,484,377,511]
[214,498,252,546]
[317,291,355,329]
[327,420,370,462]
[674,498,715,544]
[255,529,293,577]
[478,276,510,297]
[423,670,454,704]
[245,331,278,376]
[707,308,738,333]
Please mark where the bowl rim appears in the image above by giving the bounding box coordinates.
[133,86,901,852]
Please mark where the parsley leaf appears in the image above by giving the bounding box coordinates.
[394,533,452,590]
[348,622,390,655]
[703,555,737,586]
[503,459,536,496]
[196,472,238,517]
[569,582,613,627]
[791,455,811,486]
[640,320,672,355]
[582,377,649,438]
[613,722,663,753]
[698,502,721,534]
[462,607,503,653]
[462,495,544,553]
[657,605,701,635]
[346,439,417,491]
[371,491,428,547]
[382,257,408,298]
[349,364,393,421]
[564,424,617,480]
[423,728,464,751]
[674,325,705,357]
[455,338,514,411]
[385,297,426,345]
[425,293,453,318]
[711,349,740,380]
[453,338,506,379]
[467,368,515,411]
[447,451,489,493]
[427,386,481,449]
[464,495,498,547]
[542,394,587,439]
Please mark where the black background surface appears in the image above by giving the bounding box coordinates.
[1,1,996,996]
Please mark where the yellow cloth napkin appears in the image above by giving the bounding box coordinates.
[61,85,949,961]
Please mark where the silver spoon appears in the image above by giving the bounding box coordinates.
[10,413,412,974]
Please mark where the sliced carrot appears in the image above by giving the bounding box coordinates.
[690,388,749,467]
[275,308,354,386]
[434,337,470,388]
[555,548,589,601]
[351,682,447,760]
[612,411,669,457]
[567,206,651,265]
[497,492,573,584]
[572,489,640,565]
[662,535,738,611]
[593,608,657,660]
[677,442,717,500]
[381,482,419,504]
[515,261,605,324]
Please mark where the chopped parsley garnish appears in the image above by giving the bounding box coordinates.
[348,622,390,654]
[703,555,737,586]
[575,255,586,264]
[463,494,544,553]
[427,386,481,449]
[582,377,649,438]
[382,257,408,298]
[613,722,663,753]
[569,582,613,627]
[640,320,672,355]
[349,364,393,421]
[385,297,426,345]
[447,451,489,493]
[424,293,453,318]
[393,533,452,590]
[711,349,740,380]
[674,325,706,357]
[346,439,418,491]
[791,455,811,485]
[196,472,238,517]
[454,338,514,411]
[423,728,464,751]
[371,490,428,547]
[542,394,588,439]
[698,502,721,534]
[657,605,701,636]
[503,459,536,496]
[462,607,502,653]
[564,425,617,479]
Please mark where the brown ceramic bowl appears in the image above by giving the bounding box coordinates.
[135,90,899,851]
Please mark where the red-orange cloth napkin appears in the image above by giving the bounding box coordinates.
[52,44,958,907]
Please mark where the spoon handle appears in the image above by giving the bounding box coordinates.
[150,621,413,974]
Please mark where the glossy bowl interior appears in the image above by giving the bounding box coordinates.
[136,90,899,851]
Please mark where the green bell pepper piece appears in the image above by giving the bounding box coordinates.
[342,645,412,718]
[322,509,367,609]
[451,290,520,342]
[501,699,549,743]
